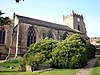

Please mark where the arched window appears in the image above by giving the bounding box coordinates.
[78,25,80,31]
[63,32,69,40]
[47,30,54,39]
[0,28,5,44]
[27,27,36,47]
[42,33,46,39]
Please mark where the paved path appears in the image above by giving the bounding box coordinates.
[76,58,98,75]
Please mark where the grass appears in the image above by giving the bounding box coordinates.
[90,57,100,75]
[0,59,20,68]
[0,58,21,72]
[0,69,79,75]
[0,59,79,75]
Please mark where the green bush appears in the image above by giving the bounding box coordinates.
[23,38,58,69]
[28,52,46,70]
[52,42,69,68]
[52,34,88,68]
[86,43,96,59]
[23,34,95,69]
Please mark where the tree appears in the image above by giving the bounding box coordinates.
[0,11,11,26]
[52,34,88,68]
[22,34,95,69]
[0,11,5,16]
[23,38,58,70]
[15,0,24,3]
[86,43,96,59]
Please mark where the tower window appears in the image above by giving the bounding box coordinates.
[78,25,80,31]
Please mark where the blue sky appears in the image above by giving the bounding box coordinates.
[0,0,100,37]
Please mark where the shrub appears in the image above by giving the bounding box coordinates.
[86,43,96,59]
[23,38,58,70]
[52,42,69,68]
[23,34,95,69]
[52,34,88,68]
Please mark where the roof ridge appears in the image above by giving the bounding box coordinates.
[15,14,81,33]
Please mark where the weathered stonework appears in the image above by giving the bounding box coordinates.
[0,11,89,59]
[0,23,14,59]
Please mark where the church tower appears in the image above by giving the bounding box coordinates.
[63,11,87,35]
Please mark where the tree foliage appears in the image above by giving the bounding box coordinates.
[52,34,87,68]
[23,38,58,69]
[22,34,96,69]
[0,11,11,26]
[86,43,96,59]
[15,0,24,3]
[0,11,5,16]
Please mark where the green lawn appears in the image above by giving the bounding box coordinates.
[0,59,79,75]
[0,69,79,75]
[90,57,100,75]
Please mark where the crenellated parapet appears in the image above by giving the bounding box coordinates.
[63,11,83,19]
[72,10,83,19]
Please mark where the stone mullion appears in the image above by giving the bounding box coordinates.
[57,30,59,40]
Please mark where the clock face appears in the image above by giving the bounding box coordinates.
[77,18,80,22]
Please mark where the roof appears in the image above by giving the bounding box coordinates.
[15,14,82,33]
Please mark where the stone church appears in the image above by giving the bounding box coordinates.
[0,11,88,59]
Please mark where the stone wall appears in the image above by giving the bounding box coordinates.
[0,24,13,59]
[0,45,8,59]
[16,22,72,55]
